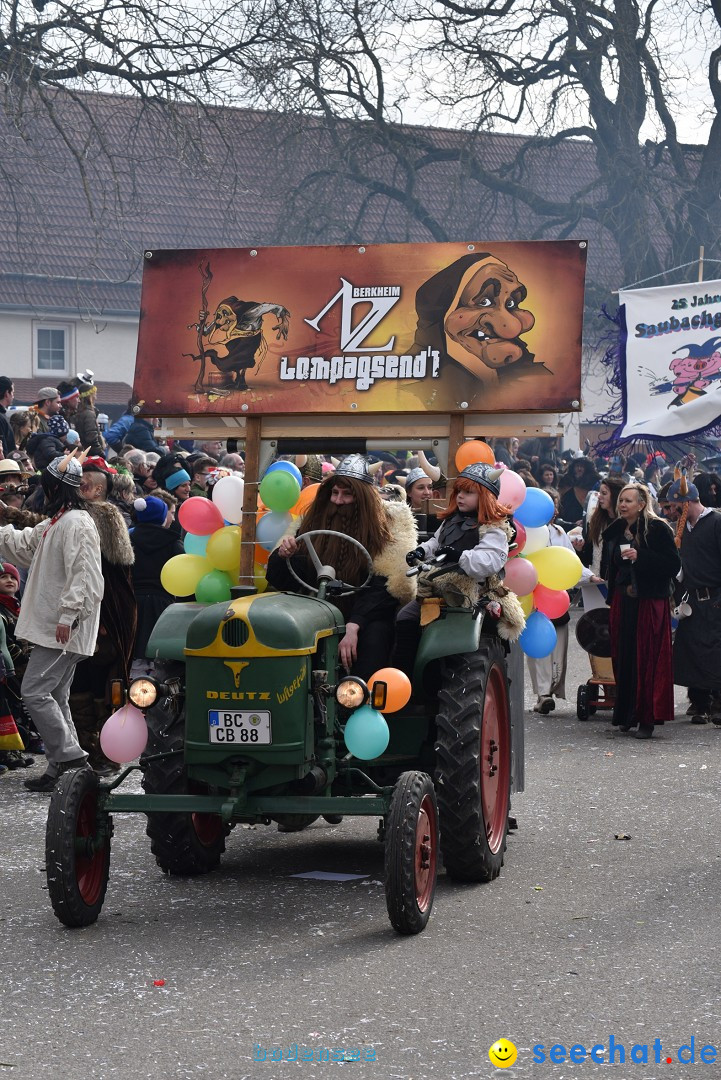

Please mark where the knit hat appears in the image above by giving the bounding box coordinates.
[0,562,20,587]
[133,496,167,525]
[35,386,60,404]
[165,468,191,492]
[459,462,504,497]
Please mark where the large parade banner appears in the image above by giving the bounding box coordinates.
[133,240,586,415]
[618,279,721,439]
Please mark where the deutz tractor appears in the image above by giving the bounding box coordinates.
[45,531,524,935]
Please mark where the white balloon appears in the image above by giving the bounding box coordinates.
[211,475,245,524]
[522,525,550,554]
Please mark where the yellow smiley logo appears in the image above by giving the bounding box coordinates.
[488,1039,518,1068]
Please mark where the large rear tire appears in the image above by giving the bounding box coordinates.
[46,767,111,927]
[385,770,438,934]
[142,699,229,875]
[434,641,511,882]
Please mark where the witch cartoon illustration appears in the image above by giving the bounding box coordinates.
[186,260,290,393]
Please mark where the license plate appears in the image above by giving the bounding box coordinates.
[208,710,272,745]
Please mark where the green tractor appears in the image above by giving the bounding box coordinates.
[45,531,524,935]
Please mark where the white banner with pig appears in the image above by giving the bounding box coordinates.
[618,278,721,439]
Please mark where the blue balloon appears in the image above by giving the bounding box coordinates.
[184,532,210,556]
[514,487,555,528]
[256,511,293,551]
[343,705,390,760]
[519,610,557,659]
[265,460,303,486]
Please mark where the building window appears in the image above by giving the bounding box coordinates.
[34,323,71,376]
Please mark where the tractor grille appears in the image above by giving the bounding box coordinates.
[221,619,250,648]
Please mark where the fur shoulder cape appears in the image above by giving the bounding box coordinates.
[279,498,418,605]
[86,502,135,567]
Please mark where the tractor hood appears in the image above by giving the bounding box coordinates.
[147,592,345,661]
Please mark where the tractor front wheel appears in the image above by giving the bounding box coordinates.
[46,767,111,927]
[434,642,512,883]
[384,770,438,934]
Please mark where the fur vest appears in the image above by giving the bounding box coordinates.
[279,499,418,605]
[418,520,525,642]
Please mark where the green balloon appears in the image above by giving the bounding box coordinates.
[259,469,301,512]
[195,569,232,603]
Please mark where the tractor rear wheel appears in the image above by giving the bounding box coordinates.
[434,641,511,882]
[385,770,438,934]
[46,767,111,927]
[142,701,229,875]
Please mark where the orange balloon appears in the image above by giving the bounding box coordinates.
[455,440,495,472]
[254,543,270,566]
[292,482,320,516]
[369,667,412,713]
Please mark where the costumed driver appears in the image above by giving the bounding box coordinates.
[0,450,104,792]
[266,455,417,680]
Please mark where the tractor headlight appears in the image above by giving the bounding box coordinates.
[335,676,369,709]
[128,677,159,709]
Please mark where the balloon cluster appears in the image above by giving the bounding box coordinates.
[343,667,412,760]
[159,462,322,601]
[454,441,583,659]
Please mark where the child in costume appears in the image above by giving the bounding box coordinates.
[0,563,30,771]
[394,462,525,674]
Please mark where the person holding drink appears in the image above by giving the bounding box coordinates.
[601,484,680,738]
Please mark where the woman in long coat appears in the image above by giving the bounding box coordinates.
[601,484,680,738]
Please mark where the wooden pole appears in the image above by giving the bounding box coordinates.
[698,245,705,283]
[447,413,465,498]
[239,416,261,585]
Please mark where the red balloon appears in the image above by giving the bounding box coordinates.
[511,521,527,556]
[178,496,224,536]
[533,583,570,620]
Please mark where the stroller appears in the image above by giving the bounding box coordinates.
[575,608,616,721]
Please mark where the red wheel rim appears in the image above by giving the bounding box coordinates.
[414,792,437,912]
[75,790,106,905]
[191,812,224,846]
[481,664,510,854]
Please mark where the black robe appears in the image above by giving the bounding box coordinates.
[673,509,721,690]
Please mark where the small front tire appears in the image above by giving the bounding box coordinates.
[46,768,111,927]
[385,770,438,935]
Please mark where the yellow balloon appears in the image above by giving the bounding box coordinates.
[160,554,214,597]
[206,525,242,572]
[253,561,268,593]
[518,592,535,617]
[527,547,583,591]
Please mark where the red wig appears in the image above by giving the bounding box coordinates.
[438,476,512,525]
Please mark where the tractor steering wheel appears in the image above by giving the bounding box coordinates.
[286,529,374,596]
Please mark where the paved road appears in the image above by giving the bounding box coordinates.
[2,620,721,1079]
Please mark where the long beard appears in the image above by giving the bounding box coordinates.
[300,502,369,586]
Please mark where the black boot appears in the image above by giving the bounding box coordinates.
[392,621,422,680]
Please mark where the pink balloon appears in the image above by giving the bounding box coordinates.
[512,520,527,555]
[99,704,149,764]
[533,584,571,620]
[504,556,538,595]
[499,468,527,511]
[178,496,224,536]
